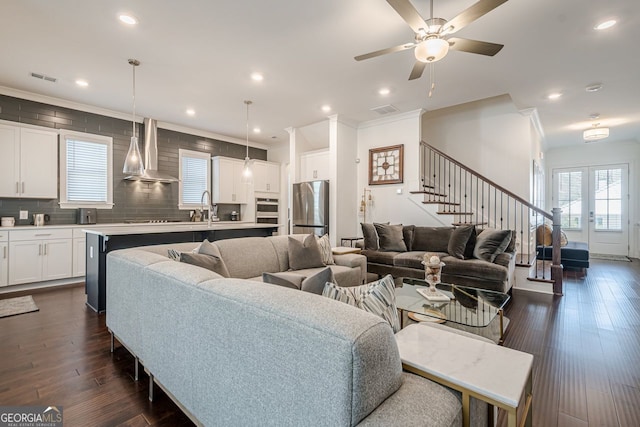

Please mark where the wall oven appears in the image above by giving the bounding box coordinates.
[256,198,279,224]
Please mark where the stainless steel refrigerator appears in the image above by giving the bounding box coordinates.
[292,180,329,236]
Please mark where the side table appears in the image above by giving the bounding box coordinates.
[340,236,361,247]
[395,324,533,427]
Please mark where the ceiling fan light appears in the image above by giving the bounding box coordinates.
[583,126,609,142]
[414,37,449,63]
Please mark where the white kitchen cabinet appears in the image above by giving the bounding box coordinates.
[8,229,73,285]
[73,236,86,277]
[299,150,330,182]
[212,156,248,204]
[0,231,7,287]
[0,122,58,199]
[253,160,280,193]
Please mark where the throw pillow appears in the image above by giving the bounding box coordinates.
[288,233,325,270]
[403,225,415,251]
[463,226,477,259]
[315,234,335,265]
[262,271,306,290]
[473,228,512,263]
[374,223,407,252]
[322,275,400,333]
[412,227,454,252]
[180,252,228,277]
[167,248,181,261]
[197,239,230,277]
[361,222,382,250]
[301,267,335,295]
[448,225,475,259]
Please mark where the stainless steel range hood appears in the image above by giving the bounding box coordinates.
[124,118,179,183]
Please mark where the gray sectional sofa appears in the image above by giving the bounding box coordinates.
[106,245,485,426]
[143,234,367,287]
[361,224,517,293]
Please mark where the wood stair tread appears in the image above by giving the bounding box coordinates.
[452,222,487,226]
[436,211,474,215]
[422,201,460,206]
[409,190,448,197]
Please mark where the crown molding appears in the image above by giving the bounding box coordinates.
[358,108,425,129]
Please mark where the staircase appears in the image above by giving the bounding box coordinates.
[412,142,564,295]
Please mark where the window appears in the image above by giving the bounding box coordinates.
[556,170,582,230]
[593,168,622,231]
[179,149,210,209]
[59,130,113,209]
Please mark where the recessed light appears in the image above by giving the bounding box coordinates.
[75,79,89,87]
[378,88,390,96]
[585,83,603,92]
[253,127,261,134]
[321,105,331,113]
[186,109,195,116]
[547,92,562,100]
[594,19,616,30]
[251,73,264,82]
[118,14,138,25]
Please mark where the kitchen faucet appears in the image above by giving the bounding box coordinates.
[201,190,212,227]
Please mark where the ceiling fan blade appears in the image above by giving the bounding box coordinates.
[441,0,509,35]
[354,43,415,61]
[409,61,426,80]
[448,37,504,56]
[386,0,428,34]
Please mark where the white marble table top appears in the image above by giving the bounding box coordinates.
[395,323,533,408]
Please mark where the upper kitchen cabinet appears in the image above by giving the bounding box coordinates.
[212,156,248,204]
[299,149,330,182]
[0,122,58,198]
[253,160,280,193]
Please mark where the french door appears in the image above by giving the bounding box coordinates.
[553,164,629,255]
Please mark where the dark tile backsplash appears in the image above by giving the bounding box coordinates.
[0,94,266,225]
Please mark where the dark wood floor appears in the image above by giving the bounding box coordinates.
[1,259,639,426]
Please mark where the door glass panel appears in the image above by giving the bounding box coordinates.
[557,170,582,230]
[593,168,623,231]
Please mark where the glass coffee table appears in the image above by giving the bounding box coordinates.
[395,278,510,343]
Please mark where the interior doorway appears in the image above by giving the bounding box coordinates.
[553,163,629,256]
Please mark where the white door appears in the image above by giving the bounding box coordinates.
[588,165,629,255]
[0,242,8,287]
[73,238,86,277]
[553,164,629,256]
[19,127,58,198]
[42,239,73,281]
[0,124,19,197]
[9,240,43,285]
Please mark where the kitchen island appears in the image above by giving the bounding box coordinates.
[83,222,279,312]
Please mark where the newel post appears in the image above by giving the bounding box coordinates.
[551,207,563,295]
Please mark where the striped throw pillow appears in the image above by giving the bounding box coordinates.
[315,234,335,265]
[322,275,400,333]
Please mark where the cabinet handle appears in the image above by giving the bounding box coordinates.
[22,182,25,193]
[267,183,270,191]
[44,243,47,255]
[313,170,318,179]
[16,182,19,194]
[3,246,6,259]
[38,244,42,256]
[35,234,52,237]
[232,194,236,202]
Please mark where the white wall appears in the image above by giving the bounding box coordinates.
[356,109,436,231]
[545,140,640,257]
[329,116,358,246]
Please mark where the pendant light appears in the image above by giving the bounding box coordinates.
[242,100,253,184]
[122,59,145,176]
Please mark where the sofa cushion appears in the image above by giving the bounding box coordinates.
[473,228,512,262]
[179,252,228,278]
[197,240,231,277]
[412,227,454,252]
[393,251,448,269]
[316,234,335,265]
[262,271,306,290]
[362,250,400,266]
[288,233,325,270]
[361,223,381,250]
[294,265,361,288]
[215,237,282,279]
[323,275,400,332]
[301,267,336,295]
[403,225,415,251]
[440,256,508,282]
[448,225,475,259]
[374,223,407,252]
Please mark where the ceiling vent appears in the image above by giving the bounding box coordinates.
[30,72,57,83]
[371,104,399,115]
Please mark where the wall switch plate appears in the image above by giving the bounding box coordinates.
[19,210,28,219]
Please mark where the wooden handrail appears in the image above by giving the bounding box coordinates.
[421,141,552,220]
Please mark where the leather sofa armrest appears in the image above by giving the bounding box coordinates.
[334,253,367,284]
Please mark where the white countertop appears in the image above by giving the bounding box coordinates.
[395,323,533,408]
[0,221,279,236]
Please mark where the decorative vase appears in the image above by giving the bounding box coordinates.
[422,255,445,294]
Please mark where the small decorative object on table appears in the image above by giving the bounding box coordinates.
[419,255,450,302]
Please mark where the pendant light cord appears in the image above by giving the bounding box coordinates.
[132,63,136,138]
[244,100,252,158]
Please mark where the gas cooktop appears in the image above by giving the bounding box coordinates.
[123,219,184,224]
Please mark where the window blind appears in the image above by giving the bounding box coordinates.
[182,155,208,204]
[66,139,108,202]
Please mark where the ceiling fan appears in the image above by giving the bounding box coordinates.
[355,0,509,80]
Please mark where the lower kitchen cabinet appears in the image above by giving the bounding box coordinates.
[8,229,73,285]
[73,237,86,277]
[0,231,7,287]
